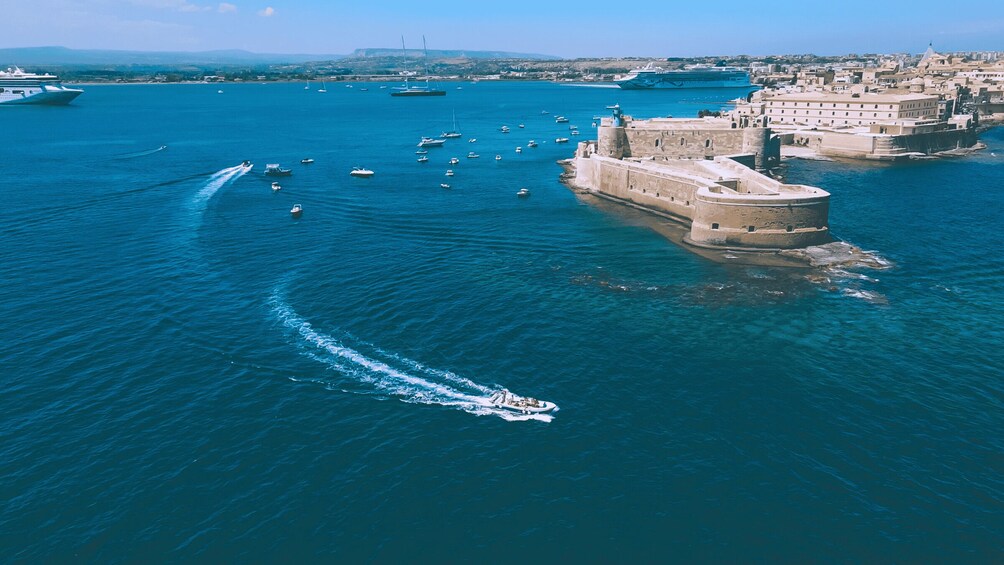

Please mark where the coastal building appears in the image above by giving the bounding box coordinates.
[570,107,830,250]
[762,91,939,127]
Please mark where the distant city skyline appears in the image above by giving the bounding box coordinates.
[6,0,1004,58]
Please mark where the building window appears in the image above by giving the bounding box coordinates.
[680,138,685,146]
[655,138,660,147]
[705,139,711,148]
[711,223,719,230]
[747,226,756,232]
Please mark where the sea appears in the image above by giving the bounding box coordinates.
[2,81,1002,562]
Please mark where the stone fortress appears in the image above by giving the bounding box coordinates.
[570,106,831,250]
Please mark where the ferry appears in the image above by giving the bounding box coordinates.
[615,62,751,89]
[488,389,556,414]
[0,67,83,105]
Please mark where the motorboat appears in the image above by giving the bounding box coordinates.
[571,130,580,136]
[265,164,292,177]
[417,156,429,163]
[555,116,569,123]
[500,125,510,133]
[488,389,555,414]
[449,157,460,165]
[440,183,451,189]
[360,88,369,91]
[541,110,550,115]
[300,158,314,164]
[468,138,477,143]
[495,154,502,161]
[527,140,538,148]
[467,152,479,159]
[290,204,303,217]
[516,188,530,198]
[416,149,429,155]
[555,137,569,144]
[445,170,455,176]
[518,124,525,129]
[418,137,446,148]
[515,147,522,153]
[271,181,282,192]
[350,167,375,177]
[217,89,223,94]
[241,160,254,169]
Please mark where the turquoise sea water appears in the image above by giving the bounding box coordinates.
[2,82,1002,561]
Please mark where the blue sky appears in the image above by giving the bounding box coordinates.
[6,0,1004,57]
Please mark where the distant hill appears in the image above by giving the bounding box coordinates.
[348,48,561,60]
[0,46,345,67]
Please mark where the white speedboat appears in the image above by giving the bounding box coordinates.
[468,138,477,143]
[418,137,446,148]
[241,160,254,170]
[265,164,292,176]
[271,181,282,191]
[527,140,538,148]
[467,152,479,159]
[449,157,460,165]
[445,170,455,176]
[440,183,451,189]
[515,147,522,153]
[416,149,428,155]
[489,389,555,414]
[417,156,429,163]
[571,130,580,136]
[495,154,502,161]
[500,125,510,133]
[518,123,525,129]
[555,137,569,144]
[350,167,375,177]
[290,204,303,217]
[300,158,314,164]
[517,188,530,198]
[554,116,569,123]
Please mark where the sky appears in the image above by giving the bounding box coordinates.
[5,0,1004,58]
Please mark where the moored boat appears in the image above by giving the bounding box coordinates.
[300,158,314,164]
[265,164,293,176]
[350,167,375,177]
[271,181,282,191]
[418,137,446,148]
[527,140,538,148]
[467,152,479,159]
[290,204,303,217]
[516,188,530,198]
[445,170,455,176]
[449,157,460,165]
[417,156,429,163]
[555,137,569,144]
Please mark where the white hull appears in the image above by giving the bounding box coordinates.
[0,85,83,105]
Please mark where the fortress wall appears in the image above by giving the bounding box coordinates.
[594,157,702,221]
[690,191,831,249]
[817,128,977,159]
[621,127,746,160]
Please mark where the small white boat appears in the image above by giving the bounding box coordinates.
[495,154,502,161]
[518,123,525,129]
[489,389,555,414]
[300,158,314,164]
[345,84,353,88]
[449,157,460,165]
[290,204,303,217]
[217,89,223,94]
[360,88,368,91]
[555,116,568,123]
[265,164,292,177]
[555,137,569,144]
[318,81,327,93]
[271,181,282,191]
[527,140,538,148]
[571,130,580,136]
[417,156,429,163]
[468,138,477,143]
[440,183,451,189]
[445,170,455,177]
[241,160,254,170]
[500,125,510,133]
[516,188,530,198]
[418,137,446,148]
[541,110,550,115]
[467,152,480,159]
[416,149,428,155]
[350,167,375,177]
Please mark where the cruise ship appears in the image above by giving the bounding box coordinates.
[615,63,751,90]
[0,67,83,105]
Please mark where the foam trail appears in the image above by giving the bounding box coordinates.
[190,164,251,213]
[113,145,168,159]
[270,293,554,422]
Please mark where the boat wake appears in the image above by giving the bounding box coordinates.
[270,292,555,422]
[190,163,251,213]
[113,145,168,159]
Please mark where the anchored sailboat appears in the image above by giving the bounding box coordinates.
[391,36,446,97]
[442,110,462,138]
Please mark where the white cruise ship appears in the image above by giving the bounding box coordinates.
[615,63,751,90]
[0,67,83,105]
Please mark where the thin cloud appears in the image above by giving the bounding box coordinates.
[218,2,237,12]
[258,6,275,16]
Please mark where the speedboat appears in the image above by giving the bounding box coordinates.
[417,156,429,163]
[467,152,479,159]
[350,167,375,177]
[495,154,502,161]
[500,125,510,133]
[555,116,569,123]
[571,130,580,136]
[241,160,254,169]
[217,89,223,94]
[541,110,550,115]
[515,147,522,153]
[300,158,314,164]
[554,137,569,144]
[271,181,282,191]
[445,170,455,176]
[418,137,446,148]
[488,389,555,414]
[518,123,525,129]
[265,164,292,176]
[290,204,303,217]
[440,183,451,189]
[468,138,477,143]
[449,157,460,165]
[416,149,428,155]
[517,188,530,198]
[527,140,538,148]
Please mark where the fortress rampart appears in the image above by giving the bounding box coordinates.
[573,110,830,250]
